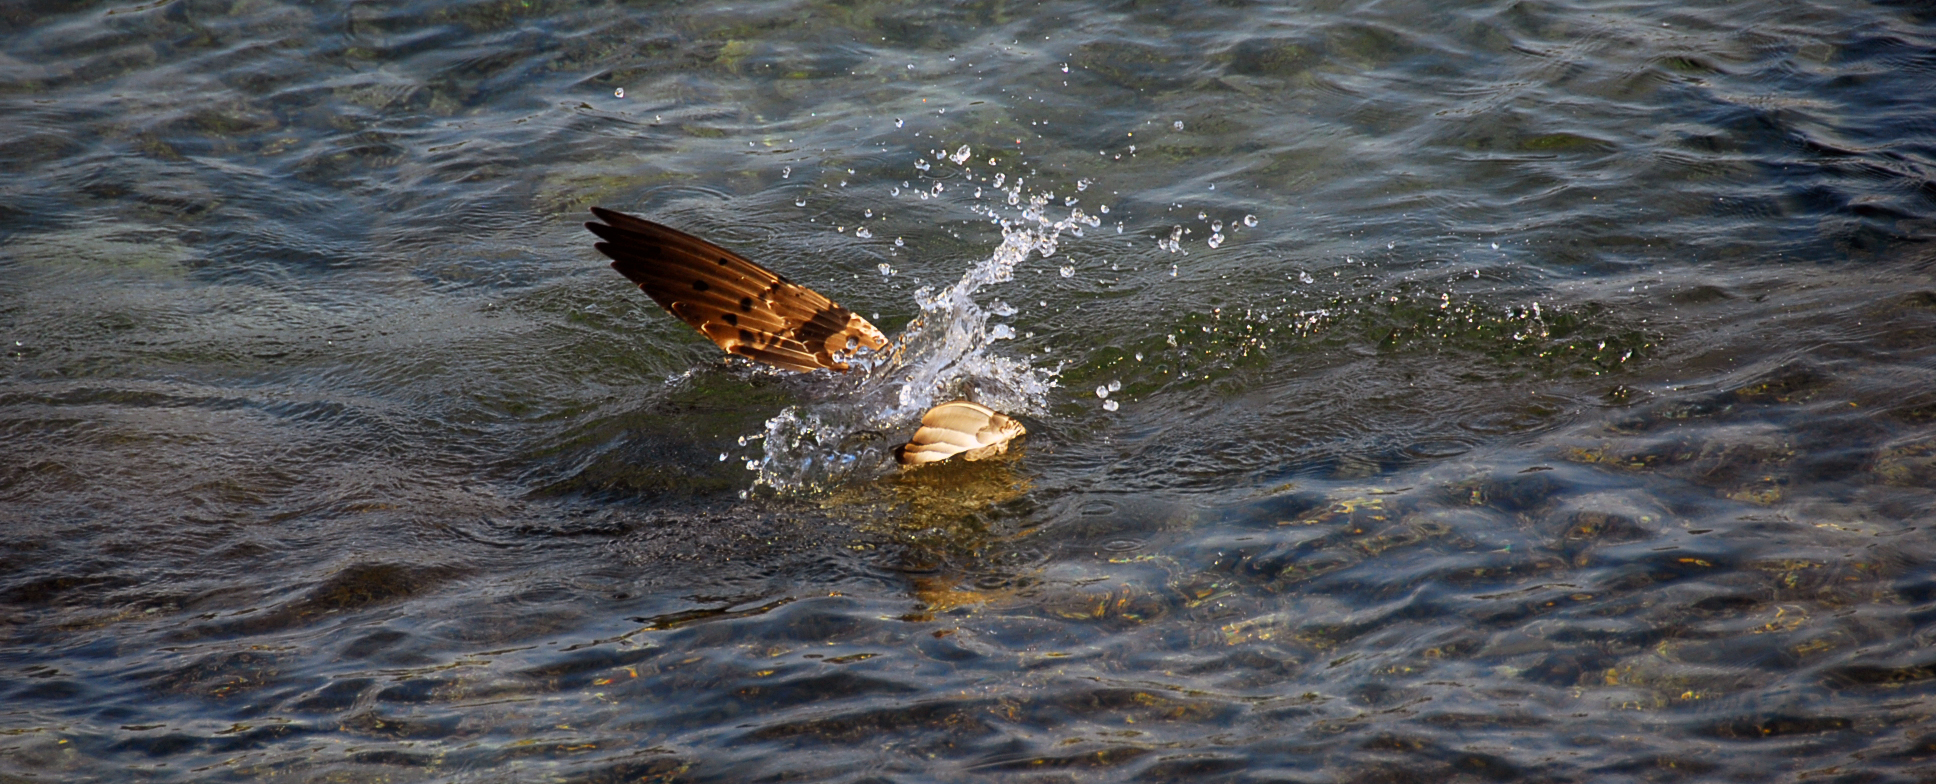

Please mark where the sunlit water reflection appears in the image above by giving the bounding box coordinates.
[3,0,1935,781]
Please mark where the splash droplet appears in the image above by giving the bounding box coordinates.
[856,227,873,239]
[1103,399,1119,412]
[614,87,625,98]
[1060,265,1075,278]
[1173,120,1184,130]
[1244,214,1258,227]
[795,198,806,207]
[1096,385,1110,399]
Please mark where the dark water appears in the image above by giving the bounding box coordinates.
[5,0,1936,780]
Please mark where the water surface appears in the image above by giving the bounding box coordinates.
[4,0,1936,781]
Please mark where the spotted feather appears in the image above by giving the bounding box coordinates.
[586,207,889,372]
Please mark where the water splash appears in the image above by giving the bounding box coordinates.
[748,190,1087,494]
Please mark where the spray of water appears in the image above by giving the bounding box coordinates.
[748,181,1098,494]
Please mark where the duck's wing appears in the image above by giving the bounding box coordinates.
[586,207,889,373]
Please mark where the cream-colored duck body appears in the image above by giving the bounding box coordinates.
[894,400,1027,466]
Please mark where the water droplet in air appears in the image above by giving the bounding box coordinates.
[1060,265,1075,278]
[1061,63,1070,73]
[950,145,971,164]
[795,198,806,207]
[614,87,625,98]
[878,263,893,276]
[1207,233,1224,249]
[719,453,728,462]
[864,208,873,218]
[1096,385,1109,399]
[745,459,760,471]
[914,159,931,172]
[856,227,873,239]
[1299,271,1314,284]
[1108,380,1122,392]
[992,173,1006,188]
[895,118,903,127]
[781,166,791,178]
[1134,352,1144,362]
[894,237,905,247]
[1197,211,1207,221]
[1103,399,1120,412]
[1244,214,1258,227]
[1173,120,1184,130]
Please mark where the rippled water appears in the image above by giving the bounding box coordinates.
[5,0,1936,780]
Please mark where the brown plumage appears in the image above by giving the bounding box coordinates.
[586,207,889,373]
[895,400,1027,466]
